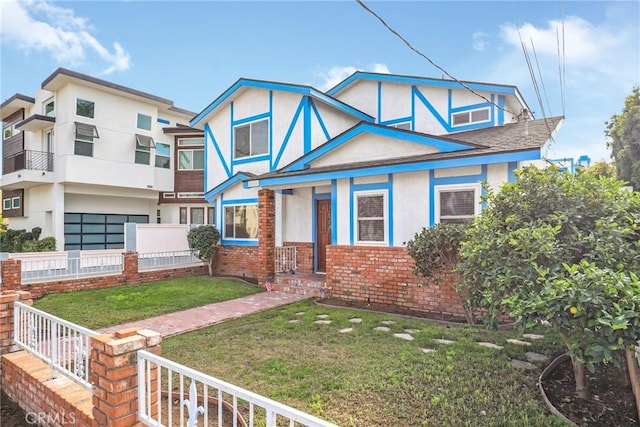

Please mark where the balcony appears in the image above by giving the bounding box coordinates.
[1,150,54,190]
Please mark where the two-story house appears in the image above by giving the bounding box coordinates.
[190,72,562,290]
[0,68,212,250]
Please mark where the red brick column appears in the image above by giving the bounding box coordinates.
[90,328,161,426]
[0,290,32,355]
[1,259,22,292]
[258,189,275,287]
[123,252,139,284]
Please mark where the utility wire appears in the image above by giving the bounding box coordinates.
[530,39,553,118]
[355,0,520,118]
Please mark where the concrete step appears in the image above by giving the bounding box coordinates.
[271,283,326,298]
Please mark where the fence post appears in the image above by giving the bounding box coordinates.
[1,258,22,292]
[123,252,139,284]
[90,327,161,426]
[258,189,276,288]
[0,290,32,355]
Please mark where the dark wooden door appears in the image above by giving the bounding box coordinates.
[316,199,331,272]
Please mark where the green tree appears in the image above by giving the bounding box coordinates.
[187,225,221,276]
[582,160,616,179]
[606,86,640,189]
[459,165,640,402]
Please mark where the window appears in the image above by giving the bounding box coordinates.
[224,204,258,239]
[234,119,268,159]
[76,99,95,118]
[156,209,161,224]
[44,99,55,117]
[3,199,11,210]
[178,137,204,147]
[11,197,20,209]
[178,192,204,199]
[392,122,411,130]
[191,207,204,225]
[207,206,215,225]
[355,192,387,243]
[178,150,204,170]
[179,207,187,224]
[74,122,99,157]
[163,192,175,198]
[3,124,16,140]
[155,143,170,168]
[452,108,490,126]
[137,113,152,131]
[436,185,480,224]
[134,135,155,165]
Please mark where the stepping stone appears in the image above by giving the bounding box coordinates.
[381,320,396,325]
[421,348,435,353]
[295,312,305,316]
[314,320,332,325]
[506,339,532,346]
[510,359,537,370]
[374,326,390,332]
[348,318,362,323]
[289,319,301,323]
[316,314,329,319]
[525,352,550,363]
[393,333,414,341]
[434,339,455,345]
[522,333,544,340]
[339,327,353,333]
[477,342,503,349]
[404,329,420,334]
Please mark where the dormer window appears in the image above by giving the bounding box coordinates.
[234,119,268,159]
[452,107,490,126]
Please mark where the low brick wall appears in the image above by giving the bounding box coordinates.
[213,245,259,281]
[283,241,314,273]
[326,245,467,320]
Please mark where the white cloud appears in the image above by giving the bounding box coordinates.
[317,63,391,91]
[472,31,489,51]
[0,0,131,75]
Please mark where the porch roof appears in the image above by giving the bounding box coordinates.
[205,171,256,202]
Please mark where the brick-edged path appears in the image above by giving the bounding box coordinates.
[98,291,309,337]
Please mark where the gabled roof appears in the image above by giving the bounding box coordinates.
[326,71,530,113]
[249,117,562,187]
[190,78,374,127]
[205,171,256,202]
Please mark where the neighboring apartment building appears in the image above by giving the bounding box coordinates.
[0,68,211,250]
[190,72,562,282]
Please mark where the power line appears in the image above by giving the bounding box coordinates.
[530,39,553,118]
[355,0,519,118]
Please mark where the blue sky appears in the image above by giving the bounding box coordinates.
[1,1,638,162]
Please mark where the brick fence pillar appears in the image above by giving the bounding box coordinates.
[90,327,162,426]
[1,259,22,292]
[123,252,139,284]
[258,189,275,287]
[0,290,32,355]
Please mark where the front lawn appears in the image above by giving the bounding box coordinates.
[162,299,565,426]
[33,277,263,329]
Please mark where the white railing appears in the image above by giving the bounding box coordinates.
[19,251,124,283]
[138,250,203,271]
[13,302,98,389]
[275,246,297,273]
[137,350,337,427]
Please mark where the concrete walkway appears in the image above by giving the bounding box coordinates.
[98,291,309,337]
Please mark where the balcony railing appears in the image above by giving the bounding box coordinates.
[3,150,53,174]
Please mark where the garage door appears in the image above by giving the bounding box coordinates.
[64,213,148,250]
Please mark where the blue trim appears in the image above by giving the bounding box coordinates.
[229,101,234,175]
[450,102,492,113]
[349,175,393,246]
[377,81,382,123]
[257,150,540,187]
[331,180,337,245]
[303,96,311,154]
[282,122,475,173]
[410,90,415,131]
[498,95,505,125]
[413,86,449,130]
[269,91,273,167]
[388,173,394,246]
[379,116,412,126]
[309,98,330,141]
[204,173,252,201]
[204,124,231,178]
[349,178,354,245]
[232,154,270,165]
[191,78,374,126]
[231,112,270,126]
[272,97,305,170]
[220,239,258,247]
[157,117,170,125]
[507,161,518,182]
[428,165,487,227]
[221,197,258,206]
[219,197,259,245]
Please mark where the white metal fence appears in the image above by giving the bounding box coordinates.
[13,302,98,389]
[275,246,297,273]
[18,251,124,283]
[137,350,337,427]
[138,250,203,271]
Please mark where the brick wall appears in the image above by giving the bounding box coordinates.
[326,245,467,320]
[257,189,275,287]
[283,241,314,273]
[213,245,259,282]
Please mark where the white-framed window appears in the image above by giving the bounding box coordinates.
[191,207,204,225]
[452,107,490,126]
[74,122,99,157]
[43,98,55,117]
[178,149,204,170]
[155,143,170,168]
[76,98,95,119]
[391,122,411,130]
[207,206,215,225]
[234,119,268,159]
[224,204,258,239]
[11,197,20,209]
[177,192,204,199]
[434,183,481,224]
[178,137,204,147]
[137,113,152,131]
[3,199,11,210]
[354,190,388,244]
[3,124,18,140]
[134,135,155,165]
[163,192,175,198]
[179,207,187,224]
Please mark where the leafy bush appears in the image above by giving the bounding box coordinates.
[187,225,221,276]
[1,227,56,252]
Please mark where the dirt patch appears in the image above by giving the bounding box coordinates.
[1,391,30,427]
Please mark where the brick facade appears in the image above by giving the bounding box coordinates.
[0,291,32,355]
[283,241,314,273]
[1,259,22,292]
[326,245,468,320]
[257,189,275,287]
[213,245,259,281]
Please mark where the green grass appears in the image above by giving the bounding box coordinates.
[163,300,567,427]
[33,277,263,329]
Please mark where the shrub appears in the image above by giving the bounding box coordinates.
[187,225,221,276]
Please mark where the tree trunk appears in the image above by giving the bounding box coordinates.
[207,257,213,276]
[625,348,640,421]
[572,358,590,400]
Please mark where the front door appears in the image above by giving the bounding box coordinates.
[315,199,331,272]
